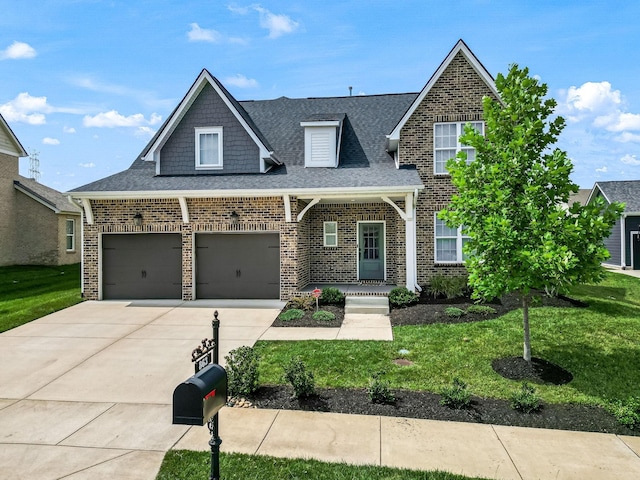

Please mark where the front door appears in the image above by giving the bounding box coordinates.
[633,233,640,270]
[358,222,384,280]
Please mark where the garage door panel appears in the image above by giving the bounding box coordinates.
[196,233,279,299]
[102,234,182,300]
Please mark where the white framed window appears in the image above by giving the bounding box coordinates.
[323,221,338,247]
[65,219,75,251]
[434,122,483,174]
[195,127,223,169]
[434,215,470,263]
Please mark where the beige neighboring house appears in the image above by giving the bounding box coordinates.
[0,114,81,266]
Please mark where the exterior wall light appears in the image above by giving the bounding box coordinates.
[133,212,143,226]
[230,211,240,226]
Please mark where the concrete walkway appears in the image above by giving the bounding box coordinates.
[1,301,639,479]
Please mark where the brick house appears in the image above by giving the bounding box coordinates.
[0,114,81,266]
[70,40,498,301]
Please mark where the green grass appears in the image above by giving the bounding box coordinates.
[156,451,487,480]
[0,263,82,333]
[253,272,640,408]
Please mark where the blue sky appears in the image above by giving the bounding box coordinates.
[1,0,639,192]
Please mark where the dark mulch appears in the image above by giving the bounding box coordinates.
[254,290,639,435]
[248,385,636,436]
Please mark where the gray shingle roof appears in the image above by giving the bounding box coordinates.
[15,176,82,213]
[71,90,423,194]
[595,181,640,212]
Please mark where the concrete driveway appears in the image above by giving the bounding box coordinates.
[0,300,283,480]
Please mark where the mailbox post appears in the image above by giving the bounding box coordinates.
[173,311,225,480]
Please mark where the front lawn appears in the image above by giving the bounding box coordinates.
[253,272,640,408]
[0,263,82,333]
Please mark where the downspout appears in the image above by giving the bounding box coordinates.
[413,189,422,292]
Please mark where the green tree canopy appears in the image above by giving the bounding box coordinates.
[440,64,623,361]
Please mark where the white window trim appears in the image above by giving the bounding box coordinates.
[323,221,338,247]
[434,214,469,264]
[66,218,75,252]
[434,122,483,175]
[195,126,223,170]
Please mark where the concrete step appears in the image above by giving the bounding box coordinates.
[344,296,389,315]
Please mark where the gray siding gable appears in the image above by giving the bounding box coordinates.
[159,83,260,175]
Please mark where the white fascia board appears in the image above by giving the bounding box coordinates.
[0,114,28,157]
[388,40,498,147]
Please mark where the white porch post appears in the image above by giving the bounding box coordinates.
[405,191,418,291]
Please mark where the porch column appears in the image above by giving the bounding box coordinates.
[405,191,418,291]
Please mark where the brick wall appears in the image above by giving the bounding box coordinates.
[400,51,498,286]
[0,152,18,265]
[13,190,60,265]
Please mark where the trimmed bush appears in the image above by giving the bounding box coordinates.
[444,307,466,318]
[466,305,497,315]
[429,274,469,299]
[312,310,335,322]
[388,287,418,308]
[320,287,344,305]
[278,309,305,321]
[510,382,542,413]
[287,296,315,311]
[610,397,640,429]
[225,346,260,397]
[283,356,315,398]
[440,378,471,409]
[367,372,396,404]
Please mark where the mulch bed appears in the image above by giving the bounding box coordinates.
[271,304,345,327]
[255,290,639,436]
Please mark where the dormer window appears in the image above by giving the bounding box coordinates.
[301,115,344,168]
[195,126,223,169]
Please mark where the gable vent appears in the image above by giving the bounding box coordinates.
[301,116,343,168]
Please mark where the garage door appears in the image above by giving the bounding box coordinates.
[102,234,182,299]
[196,233,280,299]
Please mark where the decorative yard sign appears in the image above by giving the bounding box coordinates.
[312,288,321,310]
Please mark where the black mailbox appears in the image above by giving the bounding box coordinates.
[173,363,227,426]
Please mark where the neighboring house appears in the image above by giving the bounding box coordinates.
[70,39,499,301]
[588,180,640,270]
[568,188,591,207]
[0,114,82,266]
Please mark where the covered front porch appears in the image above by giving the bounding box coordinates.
[298,283,396,297]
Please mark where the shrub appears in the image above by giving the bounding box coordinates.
[283,356,315,398]
[278,309,305,321]
[510,382,542,413]
[440,378,471,409]
[466,305,497,315]
[312,310,335,322]
[287,296,315,311]
[388,287,418,308]
[609,397,640,429]
[225,346,260,397]
[444,307,466,318]
[367,372,396,404]
[429,274,469,299]
[320,287,344,305]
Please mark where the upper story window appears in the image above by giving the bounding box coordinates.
[434,122,483,174]
[195,126,223,169]
[435,215,470,263]
[66,219,75,251]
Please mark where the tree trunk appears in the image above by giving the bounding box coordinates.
[522,294,532,362]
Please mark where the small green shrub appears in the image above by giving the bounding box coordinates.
[444,307,466,318]
[388,287,418,308]
[320,287,344,305]
[440,378,471,409]
[312,310,335,322]
[283,356,315,398]
[287,296,315,311]
[466,305,497,315]
[429,274,469,299]
[278,308,305,321]
[510,382,542,413]
[225,346,260,397]
[367,372,396,404]
[609,397,640,429]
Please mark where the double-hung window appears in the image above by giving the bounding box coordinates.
[434,122,483,174]
[323,221,338,247]
[65,219,75,251]
[195,127,223,169]
[435,215,470,263]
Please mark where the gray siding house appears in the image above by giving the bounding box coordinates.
[588,180,640,269]
[70,40,499,301]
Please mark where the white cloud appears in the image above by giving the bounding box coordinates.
[0,41,36,60]
[42,137,60,145]
[0,92,50,124]
[187,23,221,43]
[615,132,640,143]
[564,81,621,117]
[64,126,76,134]
[595,166,608,173]
[228,4,299,39]
[83,110,162,128]
[620,154,640,166]
[223,74,258,88]
[78,162,95,168]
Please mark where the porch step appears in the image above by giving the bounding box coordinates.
[344,296,389,315]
